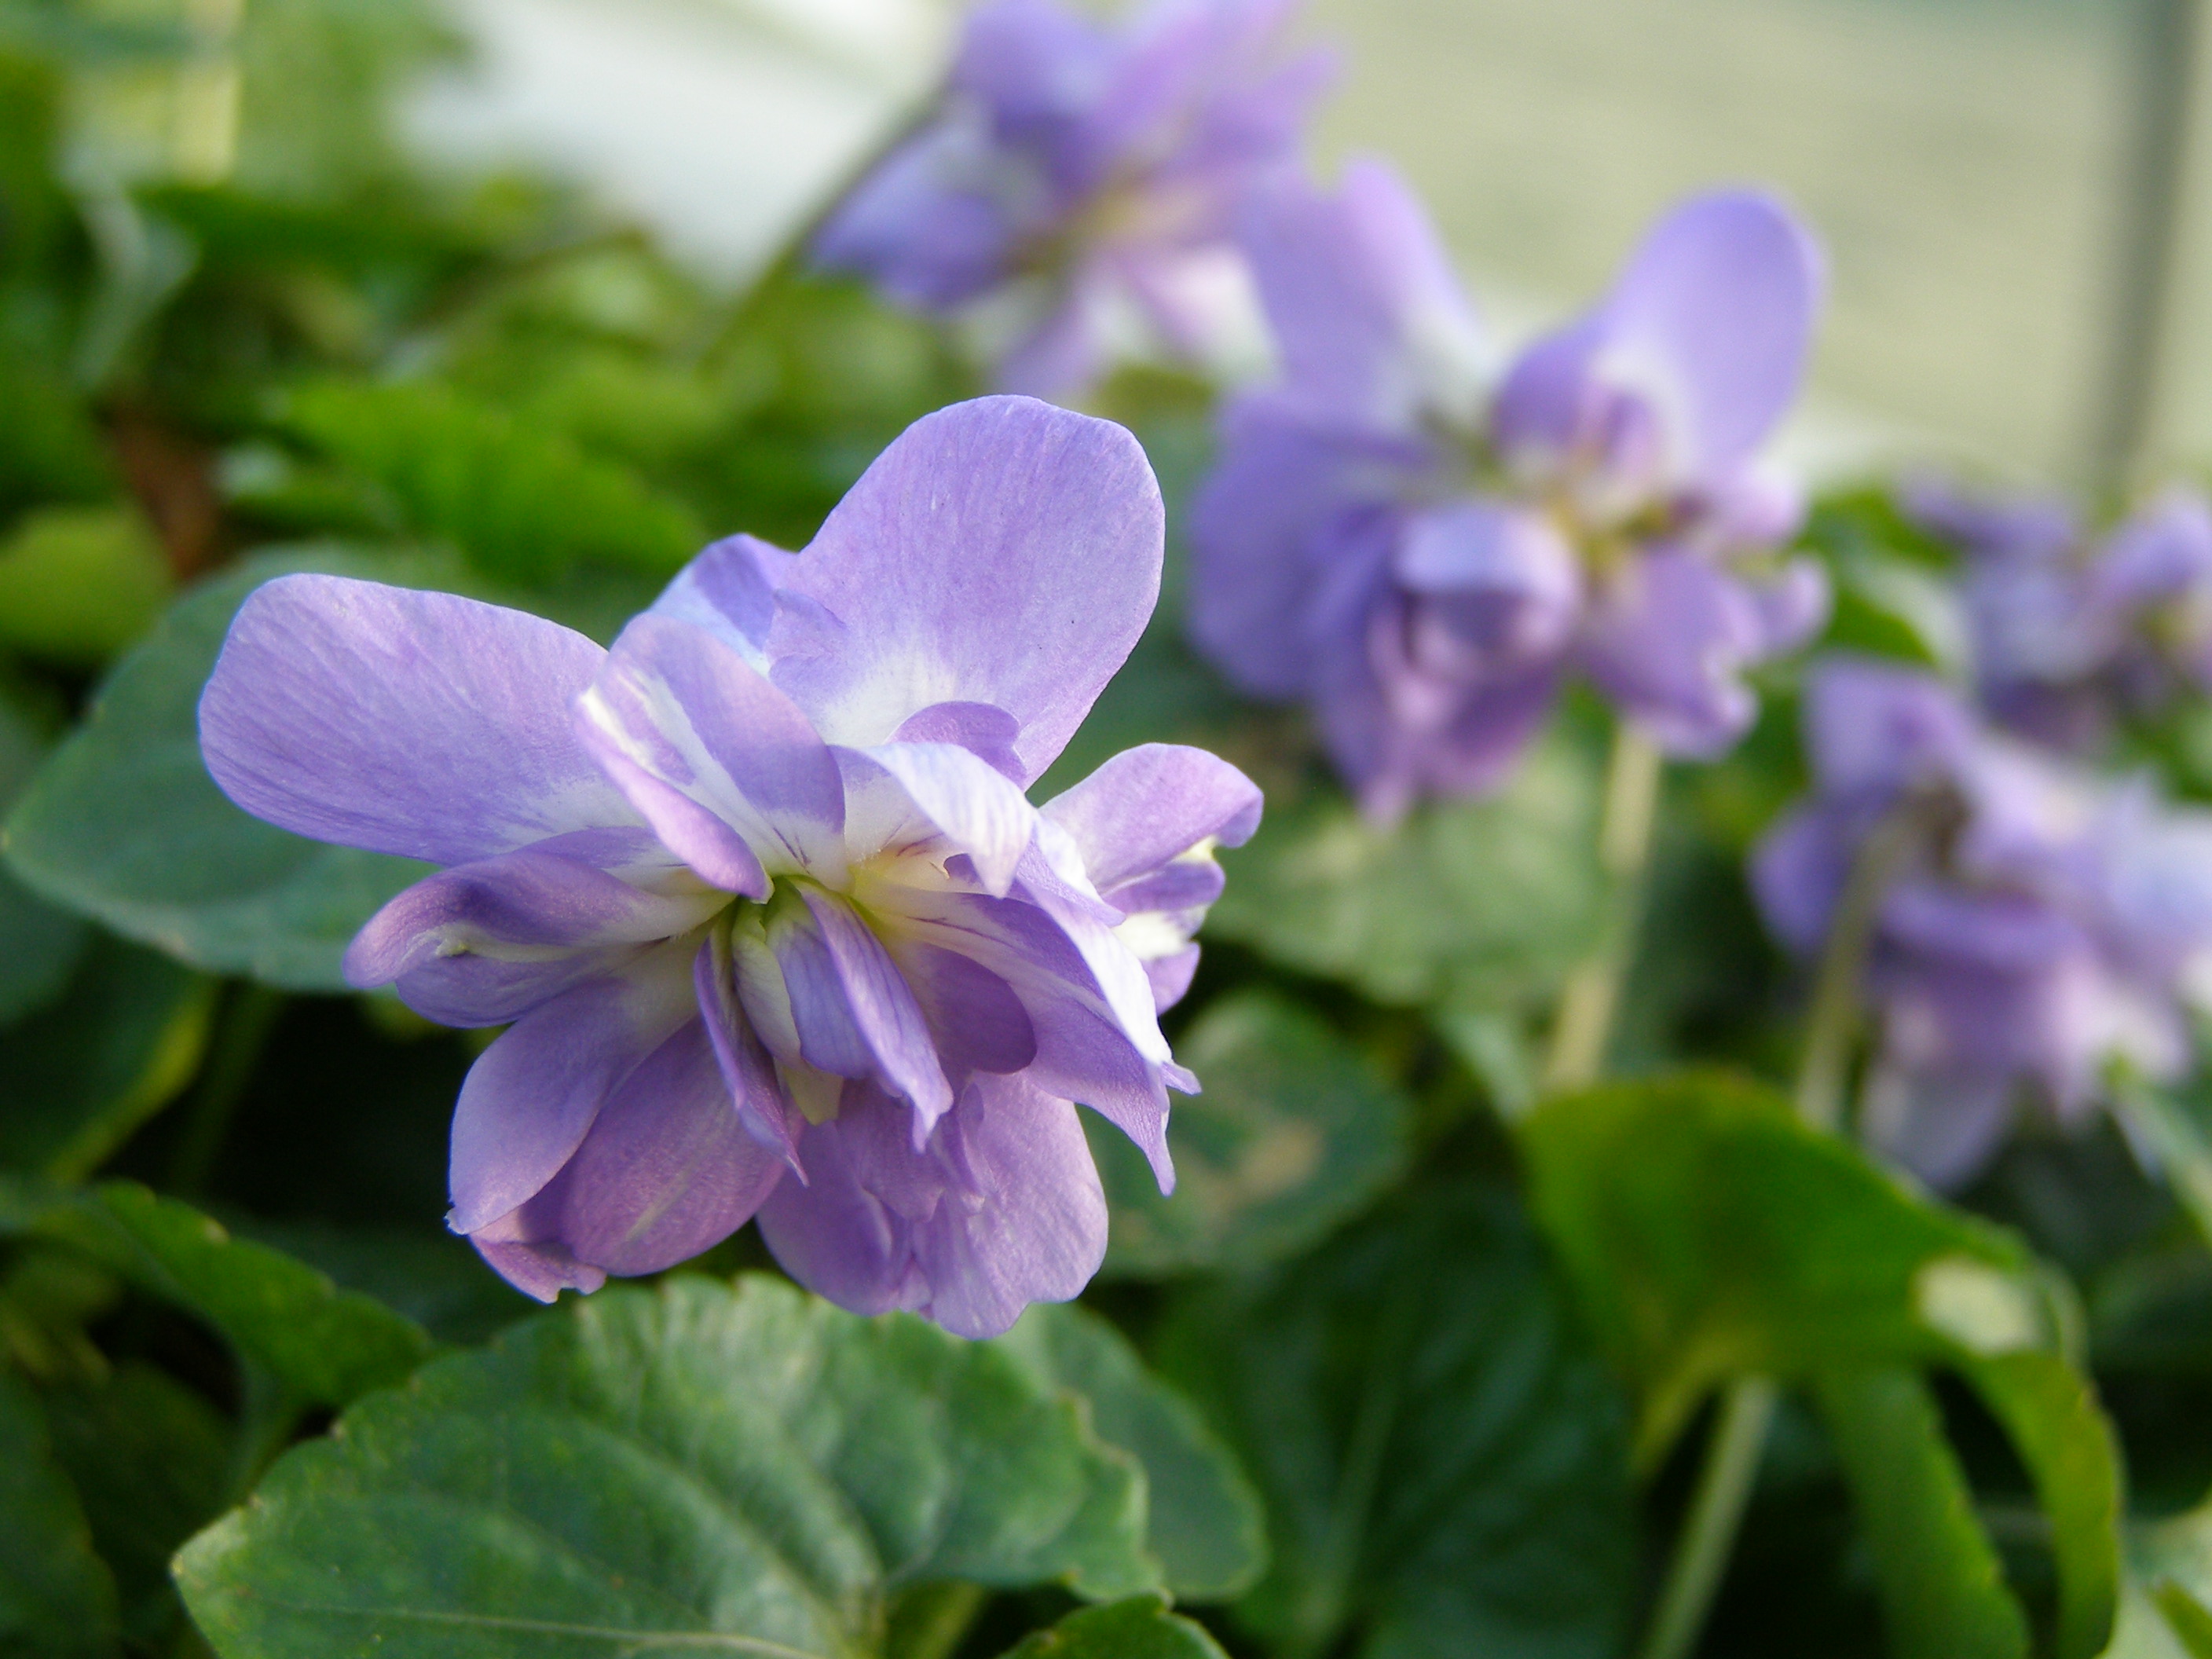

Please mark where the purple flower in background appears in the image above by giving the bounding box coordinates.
[1906,477,2212,751]
[815,0,1331,399]
[199,397,1261,1339]
[1752,657,2212,1187]
[1188,161,1829,820]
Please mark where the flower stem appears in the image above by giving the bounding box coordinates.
[1540,723,1664,1096]
[1636,1377,1779,1659]
[1633,798,1925,1659]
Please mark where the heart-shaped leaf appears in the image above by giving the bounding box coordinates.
[175,1274,1162,1657]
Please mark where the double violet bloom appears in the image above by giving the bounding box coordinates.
[1753,657,2212,1187]
[1908,478,2212,753]
[199,397,1261,1339]
[1190,162,1830,820]
[815,0,1330,399]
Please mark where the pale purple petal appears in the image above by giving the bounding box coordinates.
[479,1016,788,1284]
[469,1214,605,1302]
[1802,657,1976,800]
[812,122,1026,309]
[345,848,720,1026]
[802,889,955,1140]
[996,276,1115,401]
[892,701,1025,781]
[890,939,1038,1079]
[1320,587,1562,821]
[1188,407,1412,700]
[2093,488,2212,612]
[1860,1063,2018,1192]
[767,397,1163,784]
[1597,191,1822,474]
[649,533,799,670]
[867,883,1177,1185]
[695,930,804,1166]
[1239,157,1484,430]
[839,741,1038,896]
[910,1074,1106,1339]
[1144,945,1200,1011]
[758,1074,1106,1339]
[1042,742,1262,892]
[446,944,698,1235]
[1749,805,1851,958]
[577,614,848,895]
[200,574,632,865]
[1393,500,1582,659]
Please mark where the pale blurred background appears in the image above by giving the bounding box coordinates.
[66,0,2212,489]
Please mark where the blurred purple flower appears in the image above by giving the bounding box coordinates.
[1188,161,1829,820]
[1906,477,2212,751]
[1751,657,2212,1187]
[814,0,1331,398]
[199,396,1260,1339]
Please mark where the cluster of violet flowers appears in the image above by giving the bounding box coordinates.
[822,0,2212,1186]
[1749,489,2212,1186]
[196,0,2212,1337]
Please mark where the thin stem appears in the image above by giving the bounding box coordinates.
[167,982,283,1199]
[1636,1379,1778,1659]
[1792,804,1926,1133]
[1632,797,1927,1659]
[1540,723,1664,1096]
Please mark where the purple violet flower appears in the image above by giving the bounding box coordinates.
[814,0,1331,399]
[1906,477,2212,751]
[1188,160,1830,821]
[1751,656,2212,1188]
[197,396,1261,1338]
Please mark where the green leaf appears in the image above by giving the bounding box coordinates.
[1089,990,1411,1278]
[1522,1073,2120,1659]
[175,1274,1160,1657]
[0,504,174,665]
[998,1596,1229,1659]
[3,550,431,989]
[1205,732,1606,1017]
[0,932,215,1178]
[42,1361,231,1645]
[0,1369,119,1658]
[1955,1350,2122,1659]
[2,1179,433,1407]
[1156,1180,1638,1659]
[277,379,705,583]
[997,1302,1266,1601]
[1811,1366,2029,1659]
[0,693,86,1027]
[1520,1071,2060,1461]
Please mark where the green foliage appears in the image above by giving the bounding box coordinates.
[174,1274,1162,1657]
[4,549,431,989]
[998,1597,1230,1659]
[996,1302,1266,1600]
[1090,990,1411,1278]
[42,1361,231,1646]
[1158,1180,1639,1659]
[0,504,173,664]
[0,1368,119,1658]
[1811,1367,2029,1659]
[0,934,214,1179]
[0,694,87,1028]
[1524,1073,2123,1658]
[1206,731,1607,1020]
[1,1179,433,1407]
[272,378,706,582]
[1522,1071,2063,1459]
